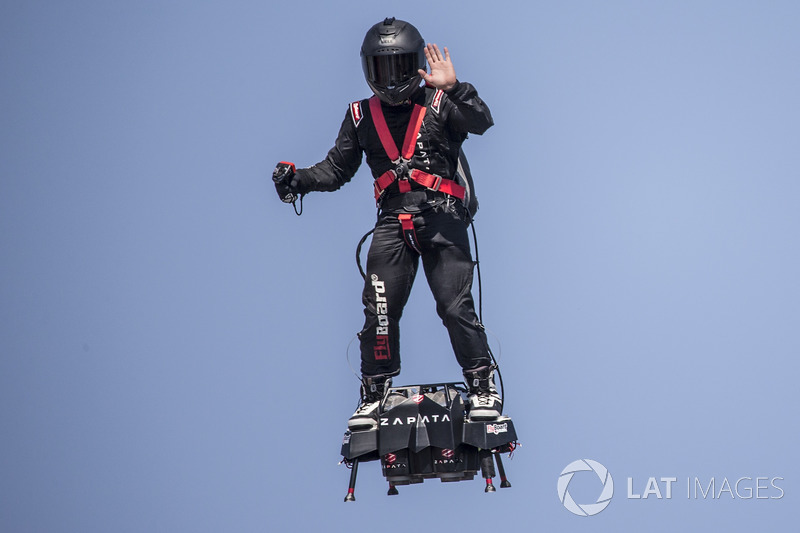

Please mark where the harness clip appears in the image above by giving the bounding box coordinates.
[393,159,410,179]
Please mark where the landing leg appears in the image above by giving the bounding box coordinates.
[480,451,496,493]
[387,482,399,496]
[344,459,359,502]
[494,453,512,488]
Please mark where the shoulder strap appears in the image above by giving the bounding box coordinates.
[368,96,426,161]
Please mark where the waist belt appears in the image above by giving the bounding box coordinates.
[373,168,466,201]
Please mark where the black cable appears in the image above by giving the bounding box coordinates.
[468,218,505,411]
[469,219,483,322]
[356,209,382,280]
[292,194,304,216]
[355,228,374,281]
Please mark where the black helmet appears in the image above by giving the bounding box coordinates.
[360,17,426,105]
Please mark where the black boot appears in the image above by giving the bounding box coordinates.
[348,375,392,431]
[464,366,502,421]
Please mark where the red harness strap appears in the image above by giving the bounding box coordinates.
[398,213,423,255]
[368,96,424,162]
[368,96,465,201]
[374,169,466,200]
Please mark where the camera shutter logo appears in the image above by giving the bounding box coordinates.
[557,459,614,516]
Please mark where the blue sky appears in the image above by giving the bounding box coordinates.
[1,1,798,531]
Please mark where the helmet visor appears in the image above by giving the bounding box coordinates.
[364,53,420,88]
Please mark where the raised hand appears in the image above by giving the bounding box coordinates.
[418,43,457,91]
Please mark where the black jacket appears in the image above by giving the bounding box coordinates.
[294,81,493,210]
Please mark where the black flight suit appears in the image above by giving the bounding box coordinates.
[293,81,493,377]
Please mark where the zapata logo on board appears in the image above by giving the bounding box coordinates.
[557,459,614,517]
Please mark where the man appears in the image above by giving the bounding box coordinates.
[274,17,501,430]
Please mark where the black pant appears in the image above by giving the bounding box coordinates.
[358,200,491,377]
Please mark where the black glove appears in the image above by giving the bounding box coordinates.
[273,161,298,203]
